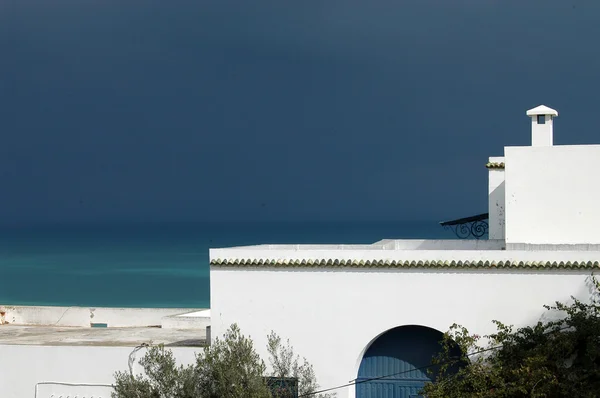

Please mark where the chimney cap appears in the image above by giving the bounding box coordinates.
[526,105,558,117]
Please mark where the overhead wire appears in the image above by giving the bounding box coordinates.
[298,343,504,397]
[299,322,578,397]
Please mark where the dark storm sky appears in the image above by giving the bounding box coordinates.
[1,0,599,224]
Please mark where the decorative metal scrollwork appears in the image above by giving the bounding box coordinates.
[439,213,489,240]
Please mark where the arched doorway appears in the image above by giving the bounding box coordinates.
[356,325,451,398]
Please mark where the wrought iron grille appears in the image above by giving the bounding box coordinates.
[439,213,489,239]
[265,377,299,398]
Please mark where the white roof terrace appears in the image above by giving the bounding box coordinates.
[209,238,600,270]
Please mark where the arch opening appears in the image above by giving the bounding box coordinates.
[356,325,461,398]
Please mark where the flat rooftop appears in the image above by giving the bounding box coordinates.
[209,239,600,269]
[215,239,505,251]
[0,325,207,347]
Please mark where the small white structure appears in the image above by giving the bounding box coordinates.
[0,307,208,398]
[210,105,600,398]
[527,104,558,147]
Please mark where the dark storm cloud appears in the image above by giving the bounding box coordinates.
[1,0,599,224]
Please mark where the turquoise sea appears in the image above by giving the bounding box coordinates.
[0,222,453,308]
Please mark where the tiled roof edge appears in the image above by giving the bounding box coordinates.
[486,162,505,170]
[210,259,600,269]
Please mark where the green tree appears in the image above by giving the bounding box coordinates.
[112,324,270,398]
[195,324,271,398]
[112,324,331,398]
[421,275,600,397]
[267,331,335,398]
[112,344,200,398]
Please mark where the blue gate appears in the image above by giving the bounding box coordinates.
[356,325,445,398]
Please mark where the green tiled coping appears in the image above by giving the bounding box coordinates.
[210,259,600,269]
[486,162,505,170]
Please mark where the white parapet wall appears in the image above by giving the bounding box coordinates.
[505,144,600,247]
[161,309,211,330]
[0,306,205,328]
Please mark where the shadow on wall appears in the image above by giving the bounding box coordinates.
[489,181,505,240]
[538,273,598,325]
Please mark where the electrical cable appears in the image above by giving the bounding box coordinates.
[299,323,576,397]
[298,343,503,397]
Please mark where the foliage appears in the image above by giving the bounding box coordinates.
[195,323,271,398]
[421,275,600,398]
[266,331,335,398]
[112,324,270,398]
[112,324,330,398]
[112,345,199,398]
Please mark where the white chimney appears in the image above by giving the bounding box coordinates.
[526,105,558,147]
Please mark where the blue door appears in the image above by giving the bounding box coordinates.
[356,326,445,398]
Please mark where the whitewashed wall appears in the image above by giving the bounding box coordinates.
[210,267,593,398]
[488,156,505,240]
[505,145,600,246]
[0,345,200,398]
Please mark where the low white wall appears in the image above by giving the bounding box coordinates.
[161,311,211,330]
[210,267,594,398]
[0,345,200,398]
[385,239,504,250]
[217,239,505,251]
[210,247,600,262]
[0,306,202,327]
[505,145,600,245]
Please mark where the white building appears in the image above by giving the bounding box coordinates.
[210,105,600,398]
[0,307,209,398]
[1,105,598,398]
